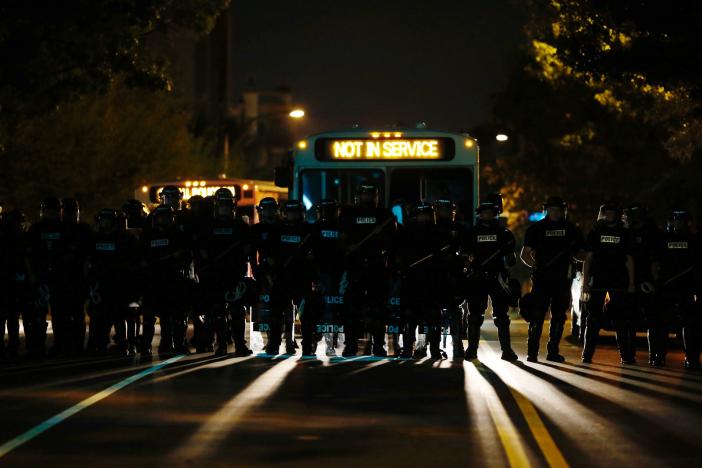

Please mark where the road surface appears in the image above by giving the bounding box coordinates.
[1,319,701,467]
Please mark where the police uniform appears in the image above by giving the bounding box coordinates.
[26,201,68,356]
[339,202,395,357]
[140,207,192,355]
[0,211,28,359]
[304,200,345,356]
[523,204,584,362]
[582,208,635,363]
[654,212,701,368]
[257,202,312,355]
[624,206,664,365]
[396,204,451,359]
[59,199,93,354]
[198,214,251,356]
[86,211,139,354]
[435,199,468,358]
[463,203,518,361]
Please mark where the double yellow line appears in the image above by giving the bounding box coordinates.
[471,344,569,468]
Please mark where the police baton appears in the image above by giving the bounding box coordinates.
[640,263,699,295]
[407,244,452,270]
[463,238,516,279]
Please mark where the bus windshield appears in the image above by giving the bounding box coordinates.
[300,169,384,209]
[389,168,473,223]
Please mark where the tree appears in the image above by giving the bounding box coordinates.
[481,0,702,230]
[0,1,230,218]
[1,81,215,219]
[0,0,229,119]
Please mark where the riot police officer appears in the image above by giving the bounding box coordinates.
[187,194,213,353]
[434,199,467,358]
[652,209,701,369]
[251,197,282,353]
[273,200,313,354]
[304,199,345,356]
[396,202,450,359]
[521,197,585,362]
[198,188,252,356]
[86,209,139,355]
[340,182,396,357]
[463,201,518,361]
[0,209,28,360]
[623,204,664,366]
[139,205,192,356]
[25,197,66,356]
[121,200,148,351]
[581,202,636,364]
[57,198,91,354]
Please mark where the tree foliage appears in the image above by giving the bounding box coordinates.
[0,1,230,218]
[482,0,702,229]
[0,0,229,118]
[1,82,215,220]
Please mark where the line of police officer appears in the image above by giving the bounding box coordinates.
[0,188,700,369]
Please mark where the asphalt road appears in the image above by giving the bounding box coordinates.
[1,319,701,467]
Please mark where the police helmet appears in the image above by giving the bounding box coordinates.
[316,198,339,221]
[435,199,456,211]
[62,198,81,223]
[356,181,380,206]
[667,209,690,232]
[5,209,27,228]
[122,199,148,228]
[96,208,123,230]
[159,185,183,207]
[188,195,205,210]
[597,200,622,222]
[40,197,62,219]
[484,193,504,214]
[256,197,279,212]
[414,201,435,214]
[623,203,647,226]
[357,182,379,196]
[152,204,175,228]
[543,196,567,210]
[475,201,500,215]
[214,188,236,211]
[214,187,235,202]
[669,209,690,222]
[281,199,305,217]
[435,199,457,220]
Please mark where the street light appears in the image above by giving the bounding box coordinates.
[222,108,306,177]
[496,133,509,142]
[289,109,305,119]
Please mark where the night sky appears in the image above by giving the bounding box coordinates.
[229,0,525,135]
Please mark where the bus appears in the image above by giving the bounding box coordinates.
[135,178,287,224]
[276,128,479,224]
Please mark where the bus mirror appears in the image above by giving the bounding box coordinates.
[274,166,290,188]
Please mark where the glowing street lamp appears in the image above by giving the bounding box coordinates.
[289,109,305,119]
[496,133,509,142]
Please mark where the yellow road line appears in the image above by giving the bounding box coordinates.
[480,342,570,468]
[465,361,531,468]
[509,387,570,468]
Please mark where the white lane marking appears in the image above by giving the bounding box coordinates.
[0,355,185,458]
[169,357,298,462]
[150,356,255,383]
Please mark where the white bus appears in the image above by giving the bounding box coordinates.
[276,128,480,223]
